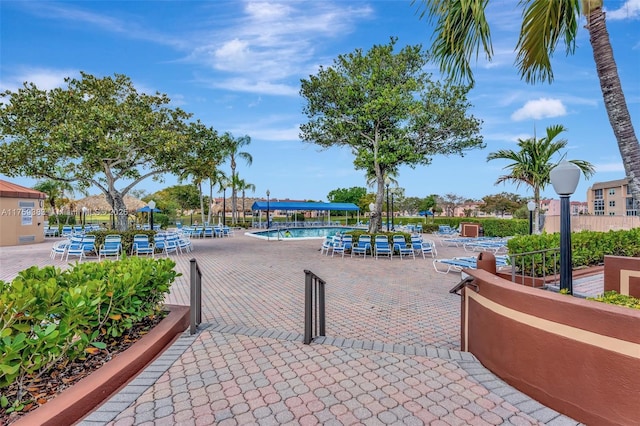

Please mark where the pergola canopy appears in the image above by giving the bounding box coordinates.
[251,201,360,211]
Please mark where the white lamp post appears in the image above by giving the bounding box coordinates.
[148,200,156,231]
[549,161,580,294]
[527,200,536,235]
[384,177,391,231]
[82,206,88,227]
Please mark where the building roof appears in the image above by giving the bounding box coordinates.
[251,201,360,211]
[589,178,629,190]
[0,179,47,199]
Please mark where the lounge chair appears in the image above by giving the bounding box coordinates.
[98,235,122,261]
[433,257,478,274]
[374,235,392,259]
[351,235,371,258]
[412,237,437,259]
[65,235,95,262]
[132,234,155,257]
[392,235,414,260]
[50,240,69,260]
[341,235,353,253]
[320,237,334,255]
[331,236,346,258]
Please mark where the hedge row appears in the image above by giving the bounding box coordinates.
[0,257,179,412]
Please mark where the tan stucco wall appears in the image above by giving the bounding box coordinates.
[0,196,46,246]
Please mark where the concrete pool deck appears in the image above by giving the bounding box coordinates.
[0,233,585,425]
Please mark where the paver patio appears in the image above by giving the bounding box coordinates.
[0,232,582,425]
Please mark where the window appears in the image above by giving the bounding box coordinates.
[626,197,639,216]
[609,188,616,196]
[594,189,603,200]
[593,199,604,215]
[609,200,616,207]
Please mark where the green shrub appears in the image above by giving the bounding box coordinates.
[587,291,640,310]
[507,228,640,276]
[0,258,178,412]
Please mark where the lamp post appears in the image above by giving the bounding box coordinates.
[385,177,390,231]
[266,190,270,229]
[527,201,536,235]
[82,206,88,227]
[391,190,395,231]
[550,161,580,295]
[148,200,156,231]
[222,188,226,226]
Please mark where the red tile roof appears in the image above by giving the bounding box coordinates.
[0,179,47,199]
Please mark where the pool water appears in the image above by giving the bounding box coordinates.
[247,227,356,240]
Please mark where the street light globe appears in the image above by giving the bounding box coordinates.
[266,189,270,197]
[369,202,375,213]
[527,201,536,212]
[550,161,580,196]
[82,206,88,213]
[384,176,391,186]
[148,200,156,209]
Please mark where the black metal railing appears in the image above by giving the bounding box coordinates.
[304,269,326,344]
[509,248,560,286]
[190,258,202,335]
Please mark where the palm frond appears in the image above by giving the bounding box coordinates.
[515,0,580,84]
[414,0,492,85]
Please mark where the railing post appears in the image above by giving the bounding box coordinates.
[317,277,325,338]
[190,258,202,335]
[304,270,313,344]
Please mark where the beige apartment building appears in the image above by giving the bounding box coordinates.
[587,178,639,216]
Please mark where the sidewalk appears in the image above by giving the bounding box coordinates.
[0,234,582,425]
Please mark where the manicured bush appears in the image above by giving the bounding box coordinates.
[507,228,640,276]
[0,257,179,413]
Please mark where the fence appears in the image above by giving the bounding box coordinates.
[504,248,560,287]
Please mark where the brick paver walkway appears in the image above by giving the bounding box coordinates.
[0,232,582,425]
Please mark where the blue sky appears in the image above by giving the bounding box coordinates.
[1,0,639,203]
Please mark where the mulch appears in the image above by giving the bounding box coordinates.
[1,315,163,425]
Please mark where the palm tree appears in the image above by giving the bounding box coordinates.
[487,124,595,233]
[414,0,640,200]
[222,133,253,225]
[179,122,227,225]
[235,177,256,225]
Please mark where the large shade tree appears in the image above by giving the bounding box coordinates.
[300,38,484,233]
[414,0,640,200]
[0,72,193,230]
[487,124,595,233]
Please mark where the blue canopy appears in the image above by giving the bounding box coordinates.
[251,201,359,211]
[137,206,162,213]
[419,210,434,216]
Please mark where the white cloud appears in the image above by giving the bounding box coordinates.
[0,68,78,92]
[594,162,625,173]
[606,0,640,20]
[511,98,567,121]
[205,78,298,96]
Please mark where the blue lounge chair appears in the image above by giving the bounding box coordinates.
[374,235,392,259]
[99,235,122,261]
[351,235,371,258]
[132,234,154,257]
[393,235,414,260]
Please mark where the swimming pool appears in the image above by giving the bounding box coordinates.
[246,226,357,240]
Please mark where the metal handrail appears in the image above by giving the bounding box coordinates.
[190,258,202,335]
[304,269,326,344]
[509,247,560,287]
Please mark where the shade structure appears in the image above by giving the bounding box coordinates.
[136,206,162,213]
[251,201,359,212]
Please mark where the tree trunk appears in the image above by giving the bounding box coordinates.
[104,191,128,231]
[586,7,640,200]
